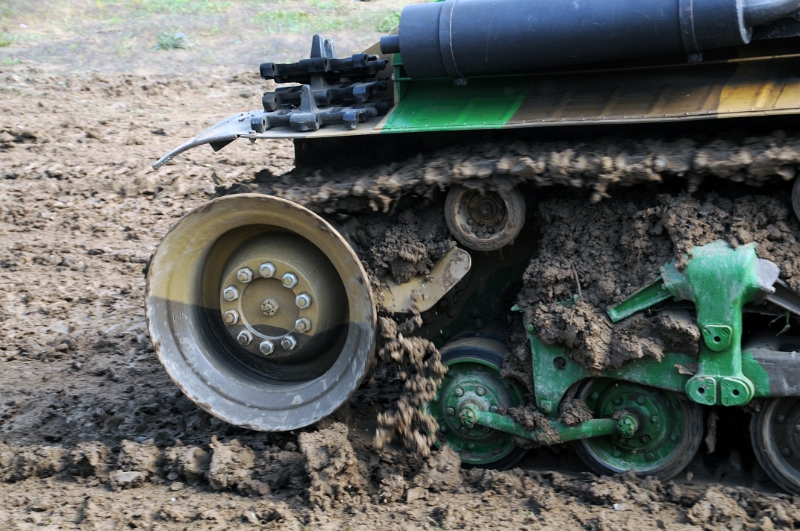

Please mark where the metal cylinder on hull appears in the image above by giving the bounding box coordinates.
[380,0,800,82]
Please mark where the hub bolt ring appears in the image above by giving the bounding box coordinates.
[259,262,276,278]
[237,330,253,345]
[223,310,239,325]
[281,335,297,351]
[223,286,239,301]
[237,268,254,283]
[282,272,298,288]
[259,340,275,356]
[296,293,312,309]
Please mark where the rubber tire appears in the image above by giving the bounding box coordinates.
[439,338,528,470]
[573,381,704,481]
[751,397,800,495]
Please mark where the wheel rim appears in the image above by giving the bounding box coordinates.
[424,339,525,466]
[444,186,525,251]
[752,397,800,494]
[576,379,702,478]
[146,194,375,431]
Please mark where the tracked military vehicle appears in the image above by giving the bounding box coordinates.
[150,0,800,495]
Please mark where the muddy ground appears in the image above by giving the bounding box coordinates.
[2,34,800,531]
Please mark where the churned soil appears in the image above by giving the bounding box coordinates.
[2,61,800,530]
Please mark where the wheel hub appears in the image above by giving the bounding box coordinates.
[462,192,506,233]
[218,232,344,360]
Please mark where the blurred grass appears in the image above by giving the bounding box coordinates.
[0,33,15,47]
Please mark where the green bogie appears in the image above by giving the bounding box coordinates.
[424,337,527,468]
[573,378,704,481]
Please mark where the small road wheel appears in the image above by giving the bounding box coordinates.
[573,378,704,481]
[444,186,525,251]
[751,397,800,495]
[424,337,527,469]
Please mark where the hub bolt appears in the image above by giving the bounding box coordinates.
[447,407,455,416]
[282,273,298,288]
[223,310,239,325]
[460,426,468,434]
[295,293,312,309]
[237,268,254,283]
[237,331,253,346]
[645,453,655,462]
[670,433,679,442]
[468,443,476,450]
[261,298,280,316]
[590,392,600,401]
[777,415,786,424]
[612,449,621,457]
[259,262,276,278]
[476,387,486,396]
[651,415,659,425]
[454,387,464,397]
[223,286,239,301]
[259,340,275,355]
[281,335,297,351]
[641,435,651,443]
[782,447,792,457]
[636,395,647,406]
[295,317,312,333]
[490,405,498,413]
[613,397,623,406]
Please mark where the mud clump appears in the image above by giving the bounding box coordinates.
[410,446,462,493]
[163,443,210,483]
[522,193,800,370]
[557,399,593,426]
[373,313,447,457]
[352,206,455,286]
[207,437,269,496]
[498,404,559,445]
[298,422,367,509]
[0,443,68,482]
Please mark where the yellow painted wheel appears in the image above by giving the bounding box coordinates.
[146,194,375,431]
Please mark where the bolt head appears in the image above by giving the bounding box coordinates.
[590,392,600,401]
[237,267,254,283]
[777,415,786,424]
[623,418,633,426]
[295,317,312,333]
[454,387,464,397]
[641,435,651,443]
[651,415,659,425]
[636,395,647,406]
[782,447,792,457]
[237,330,252,345]
[295,293,312,309]
[223,286,239,301]
[261,298,280,316]
[282,272,298,288]
[645,453,655,462]
[613,397,623,406]
[490,405,498,413]
[670,433,679,442]
[281,335,297,351]
[612,449,622,457]
[259,340,275,355]
[447,407,455,416]
[259,262,276,278]
[476,387,486,396]
[223,310,239,325]
[468,443,476,450]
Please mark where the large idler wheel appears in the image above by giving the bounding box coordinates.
[424,338,527,468]
[751,397,800,495]
[444,186,525,251]
[145,194,375,431]
[574,379,703,481]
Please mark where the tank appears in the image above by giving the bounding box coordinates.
[150,0,800,495]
